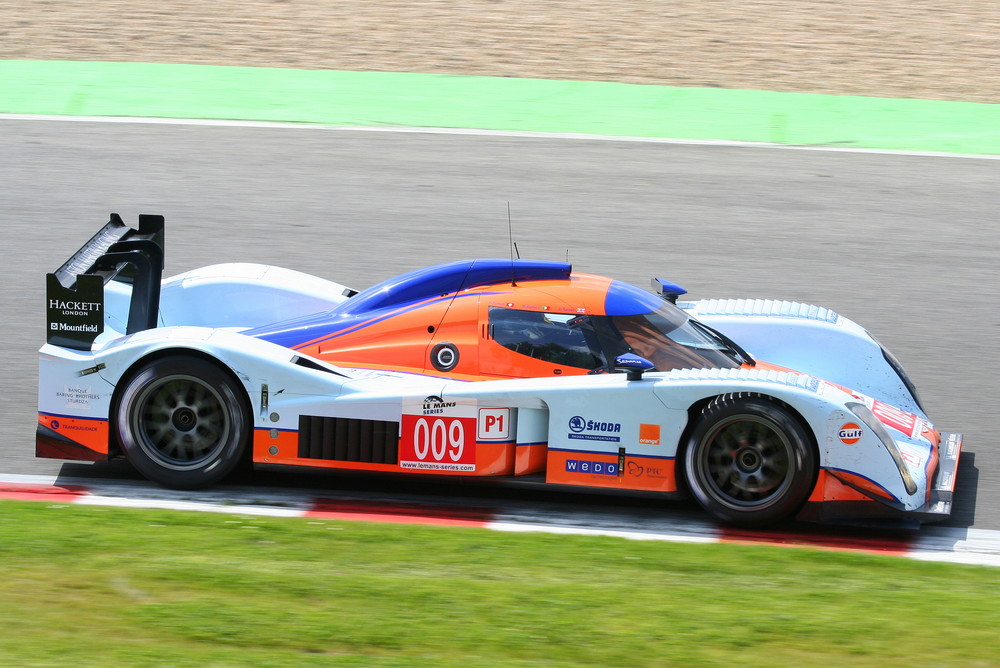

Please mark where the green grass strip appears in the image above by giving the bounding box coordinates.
[2,60,998,154]
[1,500,999,667]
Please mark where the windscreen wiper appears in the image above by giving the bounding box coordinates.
[691,320,757,367]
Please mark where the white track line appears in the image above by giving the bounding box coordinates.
[3,473,998,567]
[2,113,997,160]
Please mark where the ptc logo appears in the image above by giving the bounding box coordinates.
[568,416,587,433]
[839,423,863,445]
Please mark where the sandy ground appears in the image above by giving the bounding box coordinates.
[2,1,998,102]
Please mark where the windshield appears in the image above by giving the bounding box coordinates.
[600,304,742,372]
[487,303,743,374]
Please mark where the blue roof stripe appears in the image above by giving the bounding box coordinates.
[339,259,571,314]
[247,259,571,349]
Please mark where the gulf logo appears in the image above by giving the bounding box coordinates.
[839,423,864,445]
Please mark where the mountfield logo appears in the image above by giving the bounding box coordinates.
[50,323,100,332]
[567,416,621,443]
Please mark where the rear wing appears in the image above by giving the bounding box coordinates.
[46,213,165,350]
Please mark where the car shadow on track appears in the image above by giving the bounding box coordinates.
[55,453,984,544]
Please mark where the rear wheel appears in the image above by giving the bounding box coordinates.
[684,395,816,526]
[115,356,250,489]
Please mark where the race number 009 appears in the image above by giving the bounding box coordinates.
[412,417,465,462]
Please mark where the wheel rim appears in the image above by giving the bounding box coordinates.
[695,415,794,510]
[130,373,232,471]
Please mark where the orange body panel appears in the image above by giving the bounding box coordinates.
[296,274,618,380]
[253,428,518,477]
[514,443,547,475]
[545,449,678,493]
[37,413,110,458]
[808,469,895,504]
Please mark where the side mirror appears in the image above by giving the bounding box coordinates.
[615,353,655,381]
[651,278,687,304]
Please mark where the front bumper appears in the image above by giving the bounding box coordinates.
[798,432,963,527]
[911,432,963,521]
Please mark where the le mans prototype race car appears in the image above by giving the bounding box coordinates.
[38,214,962,527]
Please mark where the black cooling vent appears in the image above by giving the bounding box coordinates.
[298,416,399,465]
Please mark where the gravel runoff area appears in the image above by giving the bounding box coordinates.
[2,0,998,103]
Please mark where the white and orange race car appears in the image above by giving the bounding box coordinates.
[38,214,962,527]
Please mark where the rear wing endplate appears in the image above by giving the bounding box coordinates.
[46,213,165,350]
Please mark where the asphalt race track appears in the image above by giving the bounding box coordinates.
[2,117,997,530]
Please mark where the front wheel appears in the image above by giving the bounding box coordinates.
[115,355,251,489]
[683,395,817,527]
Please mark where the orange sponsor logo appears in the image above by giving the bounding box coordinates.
[639,423,661,446]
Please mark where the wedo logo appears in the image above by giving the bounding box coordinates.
[565,459,619,476]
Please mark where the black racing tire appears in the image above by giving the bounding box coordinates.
[114,355,251,489]
[683,394,817,527]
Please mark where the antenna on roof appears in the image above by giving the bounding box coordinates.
[508,202,518,286]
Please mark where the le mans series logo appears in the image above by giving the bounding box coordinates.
[568,415,621,443]
[420,396,457,415]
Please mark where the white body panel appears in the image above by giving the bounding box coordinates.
[684,298,922,416]
[40,269,945,518]
[101,263,353,342]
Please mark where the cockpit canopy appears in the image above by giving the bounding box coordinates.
[248,259,744,378]
[488,300,741,374]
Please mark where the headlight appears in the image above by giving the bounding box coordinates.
[846,401,918,496]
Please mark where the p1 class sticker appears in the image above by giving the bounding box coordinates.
[839,423,863,445]
[478,408,511,440]
[430,342,459,371]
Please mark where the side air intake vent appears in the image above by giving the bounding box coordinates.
[298,416,399,464]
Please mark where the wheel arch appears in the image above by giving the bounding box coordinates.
[676,391,820,498]
[107,346,255,459]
